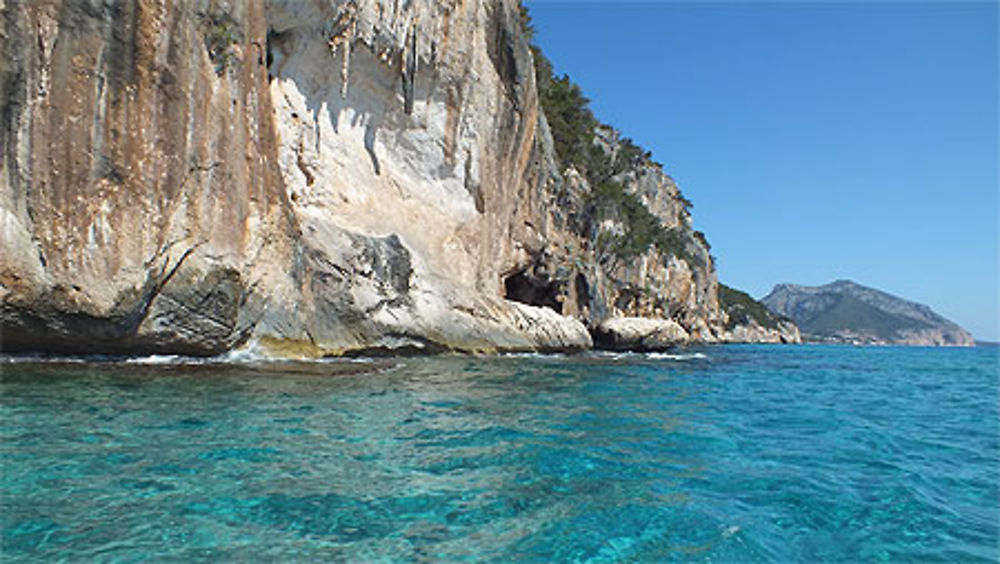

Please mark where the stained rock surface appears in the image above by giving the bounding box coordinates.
[1,0,788,356]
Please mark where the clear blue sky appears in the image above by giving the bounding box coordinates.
[525,1,999,341]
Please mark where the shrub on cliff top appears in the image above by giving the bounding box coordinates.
[539,74,598,174]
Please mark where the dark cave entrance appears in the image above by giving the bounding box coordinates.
[265,28,280,81]
[503,270,562,314]
[574,273,590,311]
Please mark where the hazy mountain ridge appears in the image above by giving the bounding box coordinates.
[762,280,974,346]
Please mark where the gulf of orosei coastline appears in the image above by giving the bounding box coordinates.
[2,1,997,562]
[2,345,998,561]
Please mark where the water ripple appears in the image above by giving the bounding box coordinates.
[1,345,997,561]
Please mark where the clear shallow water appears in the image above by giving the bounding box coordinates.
[2,345,997,562]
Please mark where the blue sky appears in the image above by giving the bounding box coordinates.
[525,1,999,340]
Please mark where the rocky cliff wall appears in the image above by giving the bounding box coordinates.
[258,0,592,355]
[1,0,591,355]
[1,0,783,356]
[1,0,293,354]
[506,119,736,344]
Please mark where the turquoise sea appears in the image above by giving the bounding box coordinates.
[2,345,997,562]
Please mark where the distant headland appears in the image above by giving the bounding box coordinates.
[762,280,975,346]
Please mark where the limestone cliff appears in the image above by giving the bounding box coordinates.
[507,122,728,344]
[0,0,778,356]
[1,0,289,354]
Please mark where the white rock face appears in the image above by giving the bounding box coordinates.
[0,0,591,356]
[268,1,488,289]
[593,317,690,351]
[254,0,591,354]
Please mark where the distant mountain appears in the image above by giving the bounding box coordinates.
[762,280,975,346]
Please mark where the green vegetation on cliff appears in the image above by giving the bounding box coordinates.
[587,181,694,262]
[200,9,241,74]
[520,5,698,265]
[539,73,598,172]
[719,284,789,331]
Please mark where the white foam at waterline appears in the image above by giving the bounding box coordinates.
[3,344,705,365]
[124,354,184,365]
[1,354,90,364]
[646,352,708,361]
[590,351,632,359]
[499,352,567,359]
[589,351,708,361]
[213,342,272,364]
[214,340,377,364]
[3,347,383,367]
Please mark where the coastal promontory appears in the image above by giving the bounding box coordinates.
[762,280,974,346]
[1,0,795,356]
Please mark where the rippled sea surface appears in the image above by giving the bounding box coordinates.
[2,345,997,562]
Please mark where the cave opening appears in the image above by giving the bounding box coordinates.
[503,270,562,314]
[574,273,590,312]
[265,28,277,81]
